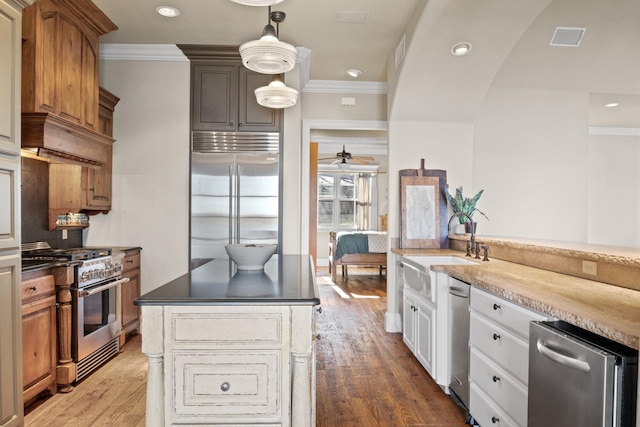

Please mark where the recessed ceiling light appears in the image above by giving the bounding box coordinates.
[346,69,362,78]
[451,42,472,56]
[156,6,180,17]
[603,102,620,108]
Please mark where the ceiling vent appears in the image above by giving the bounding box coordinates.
[334,11,369,23]
[550,27,586,47]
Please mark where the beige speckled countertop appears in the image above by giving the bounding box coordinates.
[392,247,640,349]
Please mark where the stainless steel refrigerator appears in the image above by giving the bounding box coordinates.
[190,134,281,269]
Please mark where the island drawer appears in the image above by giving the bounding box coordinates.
[170,349,284,423]
[166,306,289,348]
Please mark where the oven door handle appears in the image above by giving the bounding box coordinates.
[78,277,130,297]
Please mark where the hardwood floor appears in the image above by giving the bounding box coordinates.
[24,267,466,426]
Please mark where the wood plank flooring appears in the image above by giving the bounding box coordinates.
[24,267,466,426]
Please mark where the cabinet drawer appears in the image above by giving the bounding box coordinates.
[21,274,55,304]
[171,350,282,422]
[470,382,521,427]
[470,348,527,426]
[471,287,546,339]
[122,252,140,271]
[167,306,289,348]
[470,312,529,385]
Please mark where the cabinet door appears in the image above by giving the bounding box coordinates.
[238,67,280,132]
[22,295,57,403]
[0,1,20,156]
[0,155,19,251]
[192,64,237,131]
[82,146,112,210]
[402,290,416,353]
[416,299,434,377]
[121,263,140,335]
[0,253,22,427]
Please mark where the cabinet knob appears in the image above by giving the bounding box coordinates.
[90,187,95,191]
[126,259,133,264]
[492,333,501,341]
[492,375,500,382]
[29,286,37,291]
[493,303,500,310]
[316,306,322,313]
[492,416,500,423]
[220,382,230,392]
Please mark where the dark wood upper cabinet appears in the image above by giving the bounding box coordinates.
[180,45,281,133]
[192,62,280,133]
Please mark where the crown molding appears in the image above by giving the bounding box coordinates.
[589,127,640,136]
[303,80,388,95]
[100,44,189,61]
[99,44,388,95]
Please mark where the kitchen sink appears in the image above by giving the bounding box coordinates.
[401,255,478,299]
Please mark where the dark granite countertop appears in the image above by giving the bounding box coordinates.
[135,255,320,306]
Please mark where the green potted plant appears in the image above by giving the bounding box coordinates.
[445,186,489,233]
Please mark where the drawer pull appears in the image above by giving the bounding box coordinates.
[29,286,37,291]
[493,333,501,341]
[492,416,500,423]
[220,382,230,392]
[492,375,500,382]
[493,303,500,310]
[316,306,322,313]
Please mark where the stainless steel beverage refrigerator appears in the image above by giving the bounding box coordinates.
[190,133,281,270]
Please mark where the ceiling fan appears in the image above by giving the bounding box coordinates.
[318,145,375,165]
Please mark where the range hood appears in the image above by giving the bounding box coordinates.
[21,112,113,168]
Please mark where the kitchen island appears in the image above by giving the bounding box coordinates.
[135,255,319,427]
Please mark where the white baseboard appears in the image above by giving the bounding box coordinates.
[384,312,402,333]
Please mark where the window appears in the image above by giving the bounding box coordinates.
[317,169,378,230]
[318,172,357,227]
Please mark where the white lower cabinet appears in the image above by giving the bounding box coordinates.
[403,287,435,377]
[141,304,315,426]
[469,287,550,427]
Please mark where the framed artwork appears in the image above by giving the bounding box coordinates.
[399,167,447,248]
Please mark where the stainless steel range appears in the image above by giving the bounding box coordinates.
[22,244,129,382]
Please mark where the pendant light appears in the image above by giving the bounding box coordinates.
[255,74,299,108]
[239,8,297,74]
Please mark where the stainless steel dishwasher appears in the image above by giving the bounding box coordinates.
[529,320,638,427]
[448,277,471,410]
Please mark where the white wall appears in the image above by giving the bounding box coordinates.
[473,87,590,241]
[85,60,190,294]
[588,134,640,247]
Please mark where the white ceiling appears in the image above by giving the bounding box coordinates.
[93,0,420,82]
[94,0,639,128]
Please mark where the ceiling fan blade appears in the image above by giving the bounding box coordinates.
[350,158,369,165]
[352,155,375,161]
[318,156,338,161]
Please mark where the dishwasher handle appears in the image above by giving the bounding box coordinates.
[536,339,591,373]
[448,286,469,298]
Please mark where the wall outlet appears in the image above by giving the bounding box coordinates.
[62,229,68,240]
[582,260,597,276]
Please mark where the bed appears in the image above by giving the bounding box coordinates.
[328,230,387,282]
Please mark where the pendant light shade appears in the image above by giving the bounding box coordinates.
[255,75,299,108]
[239,8,297,74]
[240,38,297,74]
[230,0,284,5]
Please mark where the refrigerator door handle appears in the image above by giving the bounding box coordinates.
[236,165,241,242]
[536,339,591,373]
[229,164,234,243]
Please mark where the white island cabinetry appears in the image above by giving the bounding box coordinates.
[137,256,318,427]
